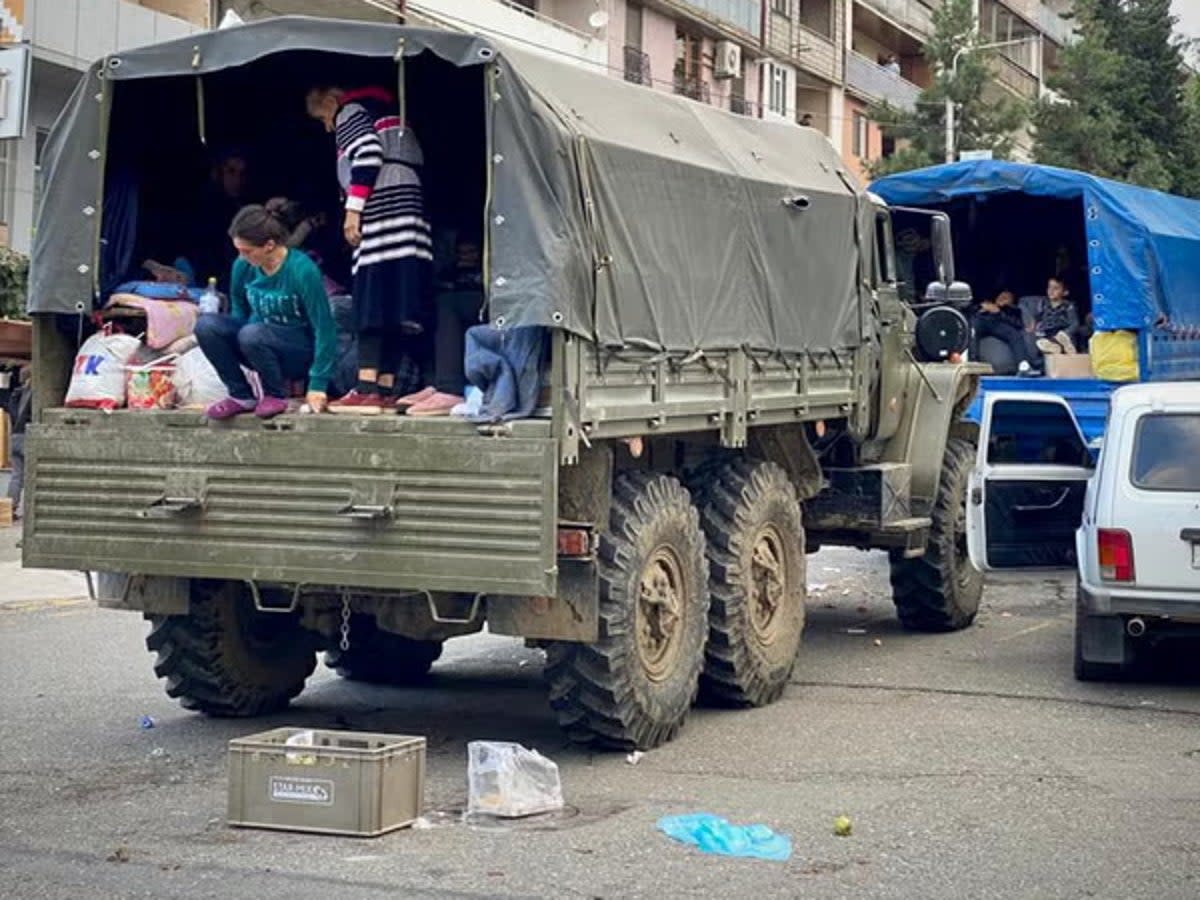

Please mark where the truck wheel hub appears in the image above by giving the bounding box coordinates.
[750,526,785,644]
[637,547,684,680]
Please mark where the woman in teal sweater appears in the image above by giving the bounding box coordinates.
[195,205,337,419]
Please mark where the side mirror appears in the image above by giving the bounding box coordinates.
[929,214,952,281]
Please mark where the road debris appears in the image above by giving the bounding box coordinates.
[626,751,644,766]
[106,847,131,863]
[658,813,792,861]
[138,715,155,730]
[833,815,853,837]
[467,741,564,819]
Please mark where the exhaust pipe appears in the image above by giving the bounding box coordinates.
[1126,617,1147,638]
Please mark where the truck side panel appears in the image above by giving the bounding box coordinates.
[24,411,558,597]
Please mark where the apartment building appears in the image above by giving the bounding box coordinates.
[842,0,1074,181]
[211,1,1073,177]
[2,0,1076,254]
[0,1,207,252]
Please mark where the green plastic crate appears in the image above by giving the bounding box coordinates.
[228,728,425,837]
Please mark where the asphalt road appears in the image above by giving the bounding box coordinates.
[1,534,1198,899]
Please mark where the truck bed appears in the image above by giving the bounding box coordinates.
[23,409,558,597]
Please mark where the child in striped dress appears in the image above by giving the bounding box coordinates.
[306,86,434,415]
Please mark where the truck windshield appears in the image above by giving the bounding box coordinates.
[1131,414,1200,491]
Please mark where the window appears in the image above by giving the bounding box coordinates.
[798,0,834,38]
[675,30,702,81]
[852,112,868,157]
[625,2,643,49]
[772,0,790,14]
[1131,414,1200,491]
[674,30,706,101]
[764,63,792,118]
[987,400,1090,467]
[0,139,14,232]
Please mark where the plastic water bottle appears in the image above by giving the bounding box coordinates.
[199,277,220,315]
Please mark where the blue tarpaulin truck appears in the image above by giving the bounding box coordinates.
[872,161,1200,442]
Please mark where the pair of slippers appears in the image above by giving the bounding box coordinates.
[325,386,463,417]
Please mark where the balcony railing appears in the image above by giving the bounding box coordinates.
[408,0,609,72]
[674,75,712,104]
[987,52,1039,99]
[730,93,753,116]
[855,0,934,38]
[623,45,652,86]
[1038,4,1075,47]
[675,0,762,39]
[846,51,921,111]
[490,0,595,41]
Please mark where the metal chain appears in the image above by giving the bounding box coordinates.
[339,594,352,652]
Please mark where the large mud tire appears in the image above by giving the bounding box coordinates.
[145,580,316,717]
[889,438,983,632]
[325,615,444,685]
[545,472,709,750]
[696,460,806,707]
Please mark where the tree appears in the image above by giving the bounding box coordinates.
[0,247,28,319]
[1034,0,1200,197]
[868,0,1027,178]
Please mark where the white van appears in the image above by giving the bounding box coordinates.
[966,384,1200,679]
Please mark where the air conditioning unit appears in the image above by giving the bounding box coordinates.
[714,40,741,80]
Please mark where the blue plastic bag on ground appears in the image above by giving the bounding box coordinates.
[657,813,792,861]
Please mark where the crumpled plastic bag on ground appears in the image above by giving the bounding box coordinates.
[657,813,792,861]
[466,741,563,818]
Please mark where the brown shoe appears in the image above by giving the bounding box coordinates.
[328,389,384,416]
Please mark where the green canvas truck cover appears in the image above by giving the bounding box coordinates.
[31,16,866,357]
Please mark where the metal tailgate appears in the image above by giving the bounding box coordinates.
[24,411,557,597]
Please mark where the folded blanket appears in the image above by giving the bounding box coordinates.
[105,294,199,350]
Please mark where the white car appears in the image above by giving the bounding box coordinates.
[966,384,1200,679]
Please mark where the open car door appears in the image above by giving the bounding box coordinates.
[967,393,1095,571]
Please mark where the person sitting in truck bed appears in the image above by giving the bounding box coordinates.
[194,205,337,420]
[971,289,1034,374]
[1031,277,1082,356]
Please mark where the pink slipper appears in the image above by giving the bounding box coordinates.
[205,396,256,420]
[407,391,464,417]
[254,396,289,419]
[395,385,436,411]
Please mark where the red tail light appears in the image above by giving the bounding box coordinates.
[1098,529,1135,582]
[557,526,593,558]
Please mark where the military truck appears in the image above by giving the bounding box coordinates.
[24,19,984,750]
